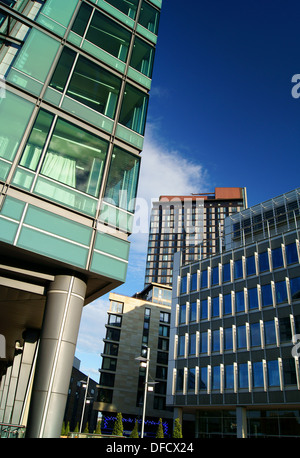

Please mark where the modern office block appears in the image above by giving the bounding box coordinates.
[145,187,247,287]
[167,187,300,438]
[0,0,161,437]
[94,283,174,437]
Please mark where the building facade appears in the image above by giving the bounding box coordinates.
[167,188,300,438]
[95,283,174,437]
[0,0,161,437]
[144,187,247,287]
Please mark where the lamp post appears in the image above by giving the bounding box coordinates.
[79,375,89,433]
[135,347,150,438]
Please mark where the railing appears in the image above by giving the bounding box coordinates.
[0,423,26,438]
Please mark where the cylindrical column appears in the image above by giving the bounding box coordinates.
[236,406,247,438]
[25,275,86,438]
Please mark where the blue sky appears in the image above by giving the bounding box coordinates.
[75,0,300,379]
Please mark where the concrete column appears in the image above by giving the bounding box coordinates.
[25,275,86,438]
[236,406,247,438]
[3,349,22,423]
[11,329,39,426]
[0,365,12,422]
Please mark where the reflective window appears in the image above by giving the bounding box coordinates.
[118,83,148,135]
[222,262,231,282]
[235,290,245,312]
[237,325,247,349]
[176,368,184,391]
[259,251,269,272]
[246,255,256,276]
[200,331,207,354]
[212,266,219,285]
[261,284,273,307]
[286,242,298,265]
[238,363,248,388]
[279,317,292,343]
[234,259,243,279]
[200,299,208,320]
[212,296,220,317]
[189,302,197,322]
[225,364,234,389]
[264,320,276,345]
[223,294,232,315]
[250,322,261,347]
[189,334,196,355]
[190,272,197,291]
[179,304,186,324]
[177,335,185,357]
[275,280,288,304]
[252,361,264,388]
[180,276,187,294]
[188,368,195,390]
[272,246,284,269]
[139,0,160,34]
[105,0,138,19]
[103,146,140,212]
[200,367,207,389]
[224,327,233,350]
[201,270,208,288]
[267,360,280,387]
[212,329,220,352]
[130,36,155,78]
[282,358,297,385]
[248,287,259,310]
[212,365,220,390]
[290,277,300,300]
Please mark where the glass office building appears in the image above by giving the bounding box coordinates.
[167,188,300,438]
[0,0,161,437]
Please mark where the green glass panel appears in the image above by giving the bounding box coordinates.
[67,31,82,46]
[34,176,98,216]
[115,124,144,149]
[43,87,62,105]
[19,110,54,171]
[12,167,34,190]
[127,67,151,89]
[94,232,129,260]
[138,1,160,34]
[90,251,127,281]
[99,203,134,233]
[24,206,92,246]
[9,28,60,84]
[40,0,78,28]
[6,69,43,96]
[61,97,114,133]
[0,159,11,180]
[130,36,155,78]
[118,83,148,135]
[81,40,126,73]
[36,15,67,36]
[100,0,138,19]
[71,2,92,36]
[50,47,76,93]
[135,23,157,44]
[17,226,88,268]
[103,146,140,213]
[0,92,34,161]
[0,218,18,243]
[1,196,25,220]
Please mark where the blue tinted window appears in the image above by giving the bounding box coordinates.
[237,325,246,349]
[178,335,185,356]
[212,296,219,317]
[189,334,196,355]
[225,365,234,389]
[252,361,264,388]
[290,277,300,300]
[224,327,233,350]
[234,259,243,279]
[248,287,259,310]
[201,270,208,288]
[272,247,283,269]
[212,329,220,352]
[179,304,186,324]
[238,363,248,388]
[286,242,298,265]
[267,360,280,387]
[189,302,197,322]
[200,331,207,353]
[222,262,231,282]
[261,284,273,307]
[180,276,187,294]
[188,368,195,390]
[246,255,256,276]
[275,281,288,304]
[200,299,208,319]
[259,251,269,272]
[191,272,197,291]
[223,294,232,315]
[200,367,207,389]
[212,266,219,285]
[250,322,261,347]
[235,290,245,312]
[176,368,184,391]
[264,320,276,345]
[212,365,220,390]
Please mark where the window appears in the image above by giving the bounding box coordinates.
[212,329,220,352]
[101,357,117,371]
[156,365,167,380]
[222,262,231,283]
[282,358,297,385]
[275,280,288,304]
[201,270,208,288]
[104,0,138,19]
[50,49,122,119]
[159,324,169,337]
[223,294,232,315]
[252,361,264,388]
[106,328,120,341]
[267,360,280,387]
[97,388,113,403]
[177,335,185,357]
[235,290,245,312]
[100,372,115,387]
[200,367,207,389]
[200,299,208,319]
[189,333,196,355]
[237,325,247,349]
[264,320,276,345]
[246,255,256,276]
[250,322,261,347]
[272,246,284,269]
[158,338,169,351]
[212,366,220,390]
[234,259,243,279]
[285,242,298,264]
[188,368,196,390]
[261,284,273,307]
[259,251,269,272]
[138,0,160,34]
[160,311,170,323]
[130,36,155,78]
[212,296,220,317]
[180,276,187,294]
[110,301,123,313]
[225,364,234,389]
[157,351,168,365]
[238,363,248,389]
[200,331,207,354]
[212,266,219,285]
[290,277,300,300]
[224,327,233,350]
[279,317,292,343]
[103,146,140,212]
[108,314,122,327]
[248,287,259,310]
[189,302,197,322]
[179,304,186,324]
[176,368,184,391]
[118,83,148,135]
[103,342,118,356]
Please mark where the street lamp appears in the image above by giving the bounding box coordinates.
[79,376,89,433]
